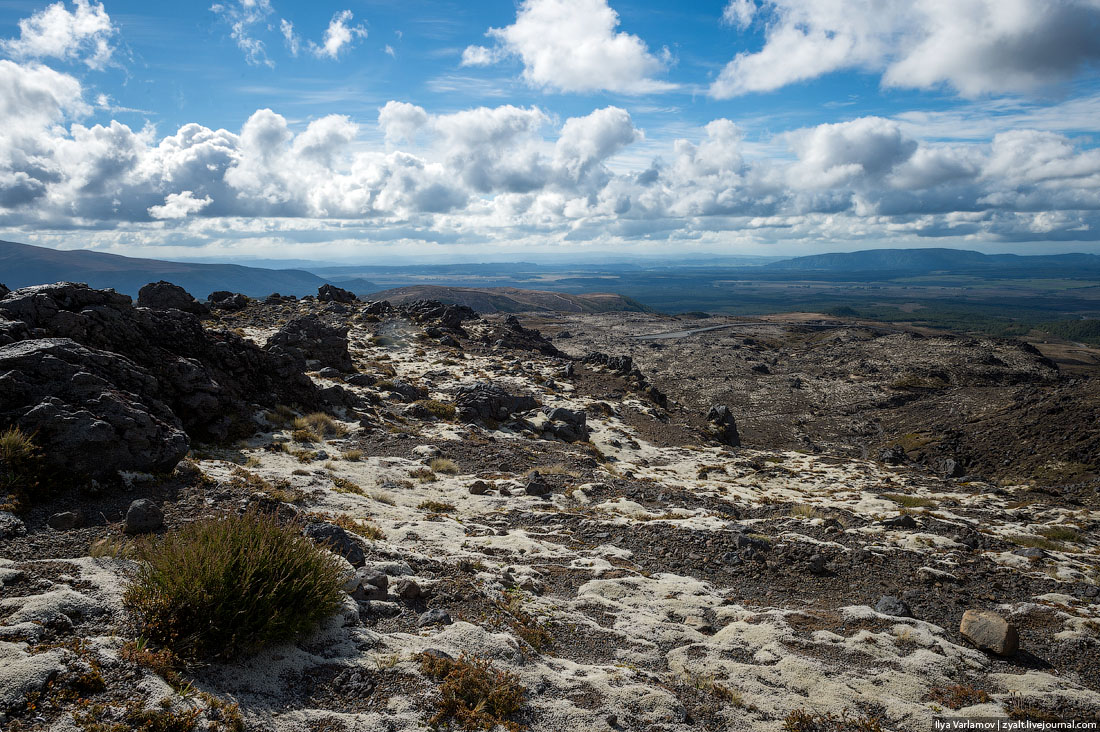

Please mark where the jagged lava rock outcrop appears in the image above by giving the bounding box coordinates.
[137,280,210,316]
[0,282,337,481]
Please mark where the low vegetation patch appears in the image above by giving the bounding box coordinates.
[410,467,437,483]
[124,510,344,661]
[926,683,991,709]
[418,500,456,514]
[416,399,457,420]
[342,449,363,462]
[330,476,364,495]
[882,493,938,508]
[1008,534,1067,552]
[293,412,349,439]
[1036,525,1081,543]
[782,708,885,732]
[419,653,526,732]
[429,457,460,475]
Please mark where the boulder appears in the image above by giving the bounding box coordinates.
[399,300,477,331]
[960,609,1019,655]
[0,511,26,539]
[362,300,393,316]
[706,405,741,447]
[304,522,365,566]
[0,284,8,298]
[47,511,83,531]
[454,382,537,423]
[0,338,189,482]
[418,608,452,627]
[207,291,248,312]
[265,314,354,372]
[137,281,210,317]
[483,315,559,355]
[875,595,911,617]
[543,406,589,442]
[124,499,164,534]
[318,284,357,303]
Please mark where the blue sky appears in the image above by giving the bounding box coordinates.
[1,0,1100,262]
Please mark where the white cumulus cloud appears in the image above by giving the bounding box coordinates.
[1,0,116,70]
[711,0,1100,98]
[148,191,213,219]
[462,0,675,94]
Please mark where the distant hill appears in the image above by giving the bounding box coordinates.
[766,248,1100,272]
[0,240,378,299]
[369,285,654,314]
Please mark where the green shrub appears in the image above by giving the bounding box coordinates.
[124,511,344,661]
[416,399,457,420]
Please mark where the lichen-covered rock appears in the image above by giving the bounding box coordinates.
[265,314,354,372]
[137,281,210,316]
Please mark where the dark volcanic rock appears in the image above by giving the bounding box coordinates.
[124,499,164,534]
[454,382,538,423]
[318,284,357,303]
[0,284,8,298]
[265,314,354,372]
[363,300,393,316]
[208,290,249,312]
[0,338,189,481]
[484,315,559,355]
[0,282,325,443]
[705,404,741,447]
[304,522,365,566]
[137,281,210,316]
[399,299,477,331]
[543,406,589,442]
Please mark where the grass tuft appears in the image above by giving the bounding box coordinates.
[415,399,457,420]
[420,653,526,732]
[882,493,938,508]
[0,426,43,509]
[330,476,364,495]
[429,457,460,475]
[926,684,991,710]
[123,510,344,661]
[418,500,456,514]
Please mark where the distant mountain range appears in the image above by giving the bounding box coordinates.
[766,247,1100,272]
[370,285,654,314]
[0,240,378,299]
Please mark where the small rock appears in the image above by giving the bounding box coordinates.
[875,595,912,617]
[392,578,422,599]
[881,514,918,530]
[304,522,365,566]
[0,511,27,539]
[960,609,1019,655]
[317,367,341,378]
[352,573,388,602]
[362,601,401,618]
[421,648,453,661]
[468,480,490,495]
[47,511,83,531]
[418,608,452,627]
[412,445,441,459]
[123,499,163,534]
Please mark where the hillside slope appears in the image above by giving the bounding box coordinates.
[0,239,378,298]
